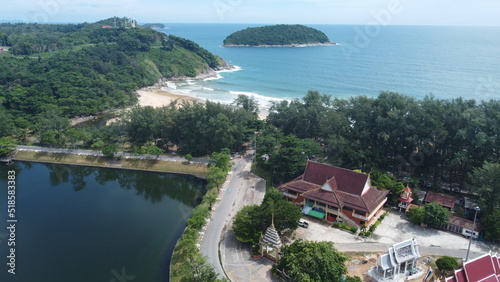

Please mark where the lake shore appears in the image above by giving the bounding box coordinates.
[13,150,208,178]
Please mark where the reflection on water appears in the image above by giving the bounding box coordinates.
[0,161,206,282]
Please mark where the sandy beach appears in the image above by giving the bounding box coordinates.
[137,86,268,120]
[137,88,202,108]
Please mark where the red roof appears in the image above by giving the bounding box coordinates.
[279,161,388,214]
[446,253,500,282]
[398,196,414,203]
[424,191,457,209]
[448,215,481,233]
[455,269,467,282]
[463,254,498,282]
[302,161,369,195]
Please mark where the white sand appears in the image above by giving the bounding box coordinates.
[137,88,200,108]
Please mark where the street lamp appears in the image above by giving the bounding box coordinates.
[465,206,480,262]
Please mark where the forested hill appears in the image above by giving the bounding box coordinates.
[223,24,333,46]
[0,17,226,121]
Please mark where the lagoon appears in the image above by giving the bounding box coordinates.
[0,161,206,282]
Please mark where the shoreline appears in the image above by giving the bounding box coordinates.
[222,42,337,47]
[136,66,269,120]
[13,151,209,179]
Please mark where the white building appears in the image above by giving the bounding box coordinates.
[368,238,424,281]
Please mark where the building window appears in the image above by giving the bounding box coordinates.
[343,207,352,212]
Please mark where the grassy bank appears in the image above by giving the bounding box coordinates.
[14,151,208,177]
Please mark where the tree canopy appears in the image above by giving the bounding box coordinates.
[275,240,349,282]
[223,25,332,46]
[232,187,301,245]
[0,18,224,130]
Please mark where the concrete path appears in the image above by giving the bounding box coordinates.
[15,145,211,164]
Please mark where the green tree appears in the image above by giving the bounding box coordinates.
[233,94,259,116]
[407,206,425,225]
[185,153,193,163]
[269,134,309,183]
[204,192,218,210]
[0,137,16,157]
[275,240,347,282]
[424,203,450,227]
[436,256,458,276]
[471,162,500,214]
[191,255,222,282]
[206,166,226,192]
[481,209,500,241]
[232,205,262,245]
[102,144,117,158]
[210,149,231,172]
[261,187,301,233]
[147,145,164,158]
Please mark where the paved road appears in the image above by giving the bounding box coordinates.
[200,153,254,279]
[15,145,211,164]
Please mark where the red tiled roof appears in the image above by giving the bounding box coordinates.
[424,191,457,209]
[279,161,388,214]
[398,196,414,203]
[448,215,481,232]
[300,189,341,209]
[463,254,497,282]
[302,161,368,195]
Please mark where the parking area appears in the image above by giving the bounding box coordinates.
[293,209,497,256]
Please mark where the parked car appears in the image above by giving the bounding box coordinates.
[298,220,309,228]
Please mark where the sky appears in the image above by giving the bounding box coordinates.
[2,0,500,26]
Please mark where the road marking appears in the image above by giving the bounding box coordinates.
[227,189,232,193]
[228,264,267,282]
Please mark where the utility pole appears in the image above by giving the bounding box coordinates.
[465,206,480,261]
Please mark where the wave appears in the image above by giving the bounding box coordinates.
[165,81,177,89]
[219,65,242,73]
[203,74,223,81]
[229,91,287,102]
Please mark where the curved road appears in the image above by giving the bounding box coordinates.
[199,153,254,279]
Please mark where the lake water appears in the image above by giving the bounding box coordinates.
[0,162,206,282]
[158,24,500,112]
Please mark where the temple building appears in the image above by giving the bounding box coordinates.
[260,217,282,262]
[368,238,423,281]
[445,252,500,282]
[398,186,414,212]
[279,161,388,227]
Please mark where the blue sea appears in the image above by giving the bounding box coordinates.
[156,24,500,111]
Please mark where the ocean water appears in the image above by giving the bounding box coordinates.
[156,24,500,110]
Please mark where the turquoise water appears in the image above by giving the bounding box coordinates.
[0,162,206,282]
[159,24,500,110]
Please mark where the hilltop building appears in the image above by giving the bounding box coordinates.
[279,161,388,227]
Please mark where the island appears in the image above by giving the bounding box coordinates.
[222,24,336,47]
